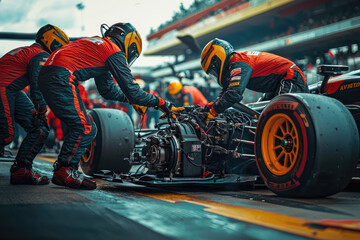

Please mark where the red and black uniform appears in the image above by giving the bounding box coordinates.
[181,86,208,107]
[171,86,209,107]
[38,36,159,168]
[0,43,49,166]
[212,51,309,114]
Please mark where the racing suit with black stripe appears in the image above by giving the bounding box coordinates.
[0,43,49,166]
[38,36,160,168]
[210,51,309,114]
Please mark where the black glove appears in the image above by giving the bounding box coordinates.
[155,97,172,120]
[202,101,214,112]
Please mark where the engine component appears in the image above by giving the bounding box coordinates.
[140,121,202,177]
[132,106,258,179]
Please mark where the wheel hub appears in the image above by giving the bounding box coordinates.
[280,136,293,152]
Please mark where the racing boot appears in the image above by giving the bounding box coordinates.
[10,161,50,185]
[51,162,96,190]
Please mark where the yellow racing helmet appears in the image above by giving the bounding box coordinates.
[200,38,234,86]
[102,22,142,66]
[36,24,69,53]
[168,80,183,95]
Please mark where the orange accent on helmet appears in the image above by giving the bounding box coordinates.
[103,22,142,66]
[200,38,233,87]
[36,24,69,53]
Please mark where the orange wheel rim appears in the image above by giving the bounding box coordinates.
[81,139,96,164]
[261,113,299,176]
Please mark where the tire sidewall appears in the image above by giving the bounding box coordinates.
[255,95,316,195]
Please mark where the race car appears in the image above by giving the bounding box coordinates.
[80,65,360,198]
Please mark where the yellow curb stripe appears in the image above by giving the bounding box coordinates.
[37,156,57,163]
[138,192,360,240]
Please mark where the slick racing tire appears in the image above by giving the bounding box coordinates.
[255,93,359,198]
[80,108,134,175]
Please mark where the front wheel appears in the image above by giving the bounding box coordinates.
[255,93,359,198]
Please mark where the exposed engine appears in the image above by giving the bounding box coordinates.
[131,106,259,179]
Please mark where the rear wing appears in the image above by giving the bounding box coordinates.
[317,65,349,76]
[317,65,349,93]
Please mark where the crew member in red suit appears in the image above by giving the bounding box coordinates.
[200,38,309,124]
[168,80,208,107]
[0,24,69,185]
[38,22,183,190]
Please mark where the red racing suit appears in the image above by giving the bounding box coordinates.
[211,51,309,114]
[38,36,159,168]
[0,43,49,166]
[182,86,208,107]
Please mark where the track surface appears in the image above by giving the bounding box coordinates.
[0,153,359,240]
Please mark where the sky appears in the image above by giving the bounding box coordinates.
[0,0,194,67]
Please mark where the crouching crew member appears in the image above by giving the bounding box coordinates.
[38,22,180,190]
[0,24,69,184]
[200,38,309,124]
[168,80,208,107]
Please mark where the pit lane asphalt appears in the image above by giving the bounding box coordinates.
[0,153,359,240]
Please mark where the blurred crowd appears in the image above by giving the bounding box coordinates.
[149,0,249,34]
[240,2,360,48]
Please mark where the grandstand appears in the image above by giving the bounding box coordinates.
[144,0,360,84]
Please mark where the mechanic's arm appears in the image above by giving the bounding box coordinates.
[28,52,49,113]
[94,71,126,102]
[212,61,253,114]
[105,51,159,107]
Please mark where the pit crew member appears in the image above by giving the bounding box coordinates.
[200,38,309,124]
[0,24,69,185]
[168,80,208,107]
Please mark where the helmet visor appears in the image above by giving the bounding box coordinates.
[206,55,222,81]
[127,42,140,66]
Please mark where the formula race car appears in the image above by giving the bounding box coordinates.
[80,65,360,198]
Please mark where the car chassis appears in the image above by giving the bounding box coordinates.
[81,65,360,198]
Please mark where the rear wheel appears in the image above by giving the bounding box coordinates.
[80,108,134,175]
[255,93,359,198]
